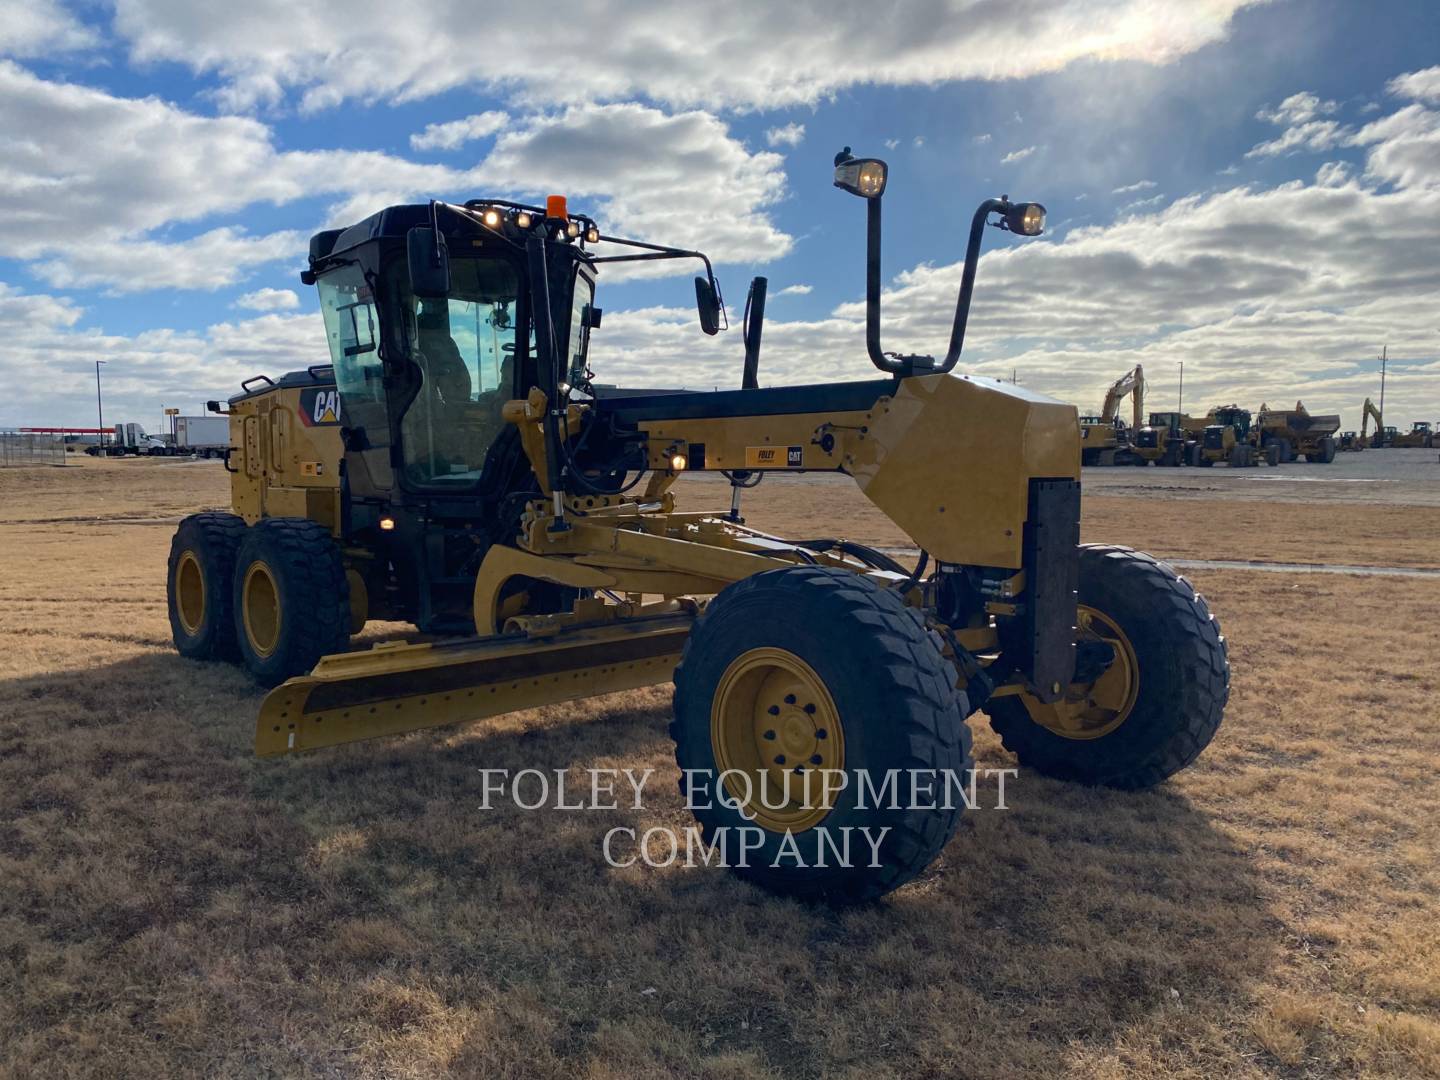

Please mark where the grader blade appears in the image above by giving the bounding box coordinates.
[255,611,694,756]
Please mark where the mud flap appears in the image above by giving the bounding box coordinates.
[1021,479,1080,704]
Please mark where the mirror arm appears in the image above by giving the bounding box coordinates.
[742,276,767,390]
[525,233,566,498]
[863,196,1007,377]
[939,197,1007,374]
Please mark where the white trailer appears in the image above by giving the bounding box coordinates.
[173,415,230,457]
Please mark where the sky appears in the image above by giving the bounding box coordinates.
[1,0,1437,433]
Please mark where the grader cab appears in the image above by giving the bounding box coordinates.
[168,154,1228,902]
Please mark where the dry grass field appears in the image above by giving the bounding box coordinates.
[2,458,1438,1078]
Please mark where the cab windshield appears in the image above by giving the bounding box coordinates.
[388,256,523,488]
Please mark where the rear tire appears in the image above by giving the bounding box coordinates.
[233,518,351,686]
[167,513,246,661]
[672,566,973,903]
[986,545,1228,789]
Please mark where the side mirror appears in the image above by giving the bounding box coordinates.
[695,277,721,336]
[407,226,451,299]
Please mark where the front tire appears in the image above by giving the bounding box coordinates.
[167,513,246,660]
[986,545,1228,789]
[233,518,351,686]
[672,566,973,903]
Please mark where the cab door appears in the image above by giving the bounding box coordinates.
[316,263,395,500]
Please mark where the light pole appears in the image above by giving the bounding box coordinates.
[1177,361,1184,416]
[95,360,106,450]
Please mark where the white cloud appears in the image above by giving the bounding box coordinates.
[972,133,992,144]
[410,110,509,151]
[913,136,925,148]
[1352,103,1440,190]
[1387,66,1440,103]
[1256,91,1339,125]
[1001,145,1037,164]
[0,61,462,283]
[0,282,328,427]
[1116,193,1165,214]
[776,284,813,296]
[109,0,1262,113]
[1245,118,1349,158]
[1111,179,1156,195]
[765,122,805,148]
[32,228,303,294]
[883,138,900,149]
[0,0,96,56]
[0,65,791,293]
[475,103,792,272]
[234,287,300,311]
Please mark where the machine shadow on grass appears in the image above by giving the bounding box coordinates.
[2,651,1274,1076]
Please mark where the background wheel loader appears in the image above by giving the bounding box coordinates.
[1185,406,1263,467]
[1131,411,1186,466]
[168,154,1229,902]
[1392,421,1435,449]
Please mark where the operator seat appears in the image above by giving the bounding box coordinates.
[404,303,476,481]
[416,304,471,404]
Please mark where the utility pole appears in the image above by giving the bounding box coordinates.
[95,360,106,450]
[1378,345,1387,429]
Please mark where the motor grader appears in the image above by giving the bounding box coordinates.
[167,154,1228,902]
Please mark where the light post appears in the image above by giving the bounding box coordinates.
[95,360,106,450]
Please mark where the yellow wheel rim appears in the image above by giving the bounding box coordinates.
[175,550,205,636]
[710,647,845,833]
[1022,605,1139,740]
[242,561,282,658]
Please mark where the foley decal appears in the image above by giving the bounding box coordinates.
[299,388,344,427]
[744,445,804,468]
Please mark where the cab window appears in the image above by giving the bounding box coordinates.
[389,257,523,488]
[318,264,388,438]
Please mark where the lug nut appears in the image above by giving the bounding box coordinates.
[784,694,796,705]
[774,754,786,765]
[763,730,776,740]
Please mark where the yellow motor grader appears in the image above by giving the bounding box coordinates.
[168,154,1228,901]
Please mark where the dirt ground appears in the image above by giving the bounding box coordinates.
[2,457,1438,1078]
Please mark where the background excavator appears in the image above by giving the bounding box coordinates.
[165,155,1228,903]
[1079,364,1145,466]
[1360,398,1392,448]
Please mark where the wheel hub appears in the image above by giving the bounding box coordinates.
[1022,605,1139,740]
[242,561,281,658]
[711,648,845,832]
[175,550,206,636]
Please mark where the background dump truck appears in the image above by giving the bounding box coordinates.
[1254,401,1340,463]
